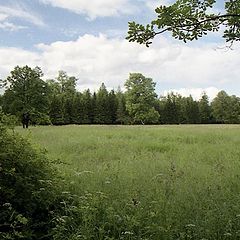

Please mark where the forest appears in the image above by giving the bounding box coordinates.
[1,65,240,125]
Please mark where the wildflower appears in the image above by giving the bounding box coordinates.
[3,203,11,207]
[185,224,196,227]
[123,231,133,235]
[224,233,232,237]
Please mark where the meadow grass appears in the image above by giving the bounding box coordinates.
[18,125,240,239]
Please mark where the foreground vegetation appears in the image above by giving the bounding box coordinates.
[16,124,240,239]
[0,114,63,240]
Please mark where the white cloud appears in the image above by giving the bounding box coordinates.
[0,47,40,77]
[0,13,8,21]
[145,0,172,11]
[39,0,135,19]
[0,5,45,31]
[0,34,240,97]
[163,87,220,101]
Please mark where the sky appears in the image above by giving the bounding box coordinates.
[0,0,239,100]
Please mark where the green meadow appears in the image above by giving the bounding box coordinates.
[18,125,240,239]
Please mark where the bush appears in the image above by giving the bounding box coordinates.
[36,113,51,126]
[30,111,52,126]
[0,115,61,239]
[0,112,18,130]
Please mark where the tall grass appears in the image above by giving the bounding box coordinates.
[18,125,240,239]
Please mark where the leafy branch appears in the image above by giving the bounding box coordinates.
[126,0,240,46]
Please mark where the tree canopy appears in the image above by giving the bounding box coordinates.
[127,0,240,46]
[1,66,240,125]
[0,66,49,116]
[125,73,160,124]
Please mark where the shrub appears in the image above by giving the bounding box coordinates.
[0,114,60,239]
[0,112,18,130]
[30,111,52,126]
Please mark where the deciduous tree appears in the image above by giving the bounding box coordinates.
[127,0,240,46]
[1,66,49,116]
[211,90,240,123]
[125,73,159,124]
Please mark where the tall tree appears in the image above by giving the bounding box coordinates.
[90,92,97,124]
[49,94,64,125]
[159,93,182,124]
[72,93,83,124]
[48,71,78,125]
[211,90,230,123]
[116,88,128,124]
[56,71,77,97]
[1,66,49,116]
[181,95,200,124]
[108,90,118,124]
[63,97,75,124]
[46,79,61,97]
[212,91,240,123]
[199,92,212,123]
[95,83,110,124]
[127,0,240,47]
[125,73,159,124]
[82,89,94,124]
[211,90,240,123]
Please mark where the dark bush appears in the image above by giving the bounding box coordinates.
[29,111,51,126]
[0,113,60,239]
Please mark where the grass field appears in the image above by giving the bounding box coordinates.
[18,125,240,239]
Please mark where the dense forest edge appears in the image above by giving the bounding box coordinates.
[0,65,240,125]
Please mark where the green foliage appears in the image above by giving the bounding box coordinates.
[125,73,160,124]
[56,71,77,97]
[159,93,182,124]
[0,111,18,129]
[199,92,212,123]
[1,66,49,116]
[47,71,77,125]
[157,91,240,124]
[181,95,200,124]
[108,90,118,124]
[127,0,240,46]
[94,83,111,124]
[0,128,57,239]
[63,98,75,125]
[35,112,51,125]
[1,66,240,126]
[211,90,240,123]
[116,89,129,124]
[49,95,64,125]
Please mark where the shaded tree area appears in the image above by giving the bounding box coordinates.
[1,66,240,125]
[158,91,240,124]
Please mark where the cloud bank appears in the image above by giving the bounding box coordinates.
[163,87,220,101]
[0,34,239,97]
[39,0,135,19]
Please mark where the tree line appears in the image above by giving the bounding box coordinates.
[0,66,239,125]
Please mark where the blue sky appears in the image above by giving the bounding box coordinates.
[0,0,239,99]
